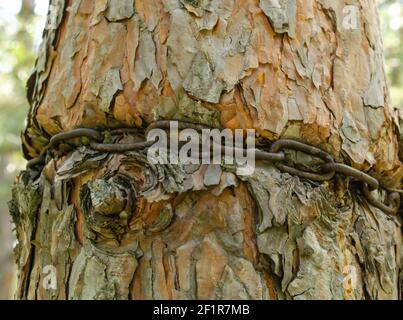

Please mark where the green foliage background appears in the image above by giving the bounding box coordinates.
[0,0,45,299]
[0,0,401,299]
[380,0,403,110]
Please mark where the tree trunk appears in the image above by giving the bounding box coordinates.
[10,0,402,300]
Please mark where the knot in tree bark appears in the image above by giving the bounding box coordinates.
[80,174,137,245]
[87,179,126,216]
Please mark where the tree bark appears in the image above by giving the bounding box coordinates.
[10,0,403,300]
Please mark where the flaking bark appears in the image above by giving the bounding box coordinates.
[10,0,403,300]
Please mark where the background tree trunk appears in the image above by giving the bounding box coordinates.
[10,0,402,300]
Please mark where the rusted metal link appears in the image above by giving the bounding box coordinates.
[27,128,104,169]
[109,127,143,136]
[165,142,285,163]
[275,163,336,181]
[89,140,153,153]
[320,162,401,215]
[269,139,336,181]
[49,128,103,145]
[145,120,212,135]
[362,184,400,215]
[321,163,379,191]
[214,143,285,162]
[270,139,334,162]
[254,149,285,162]
[269,139,401,215]
[26,149,48,169]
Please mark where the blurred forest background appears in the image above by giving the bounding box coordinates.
[0,0,402,299]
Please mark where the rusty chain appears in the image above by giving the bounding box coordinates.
[268,139,400,215]
[26,121,401,216]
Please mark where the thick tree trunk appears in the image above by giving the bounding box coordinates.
[10,0,402,300]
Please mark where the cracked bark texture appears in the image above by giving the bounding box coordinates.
[10,0,403,300]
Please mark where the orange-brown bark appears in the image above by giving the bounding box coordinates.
[9,0,403,300]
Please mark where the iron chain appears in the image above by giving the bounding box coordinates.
[26,121,401,216]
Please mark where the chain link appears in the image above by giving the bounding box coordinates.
[25,121,402,216]
[269,139,336,182]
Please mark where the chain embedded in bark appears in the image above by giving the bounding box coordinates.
[25,120,401,216]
